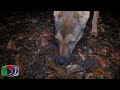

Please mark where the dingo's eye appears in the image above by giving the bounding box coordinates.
[69,41,75,45]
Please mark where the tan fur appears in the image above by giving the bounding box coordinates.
[54,11,90,39]
[54,11,100,62]
[55,12,77,38]
[59,40,68,56]
[53,11,63,17]
[60,12,77,38]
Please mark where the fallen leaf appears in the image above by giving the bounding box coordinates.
[98,48,108,56]
[41,37,48,47]
[92,68,112,79]
[74,70,86,79]
[111,59,120,65]
[66,64,84,74]
[74,72,82,79]
[55,68,68,79]
[46,60,68,79]
[85,73,96,79]
[78,49,86,60]
[97,55,110,70]
[7,39,16,50]
[111,53,119,58]
[46,73,56,79]
[46,60,57,70]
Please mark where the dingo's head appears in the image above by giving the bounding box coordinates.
[54,11,90,65]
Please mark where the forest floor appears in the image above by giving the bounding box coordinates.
[0,11,120,79]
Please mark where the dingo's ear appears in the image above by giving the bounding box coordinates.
[74,11,90,19]
[53,11,63,17]
[74,11,81,18]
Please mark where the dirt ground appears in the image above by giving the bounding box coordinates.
[0,11,120,79]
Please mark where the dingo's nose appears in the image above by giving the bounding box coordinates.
[58,56,67,65]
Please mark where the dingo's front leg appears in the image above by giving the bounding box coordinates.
[91,11,100,37]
